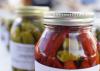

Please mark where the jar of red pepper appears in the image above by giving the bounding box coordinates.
[35,12,99,71]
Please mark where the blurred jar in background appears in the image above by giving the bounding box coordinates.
[52,0,96,11]
[3,15,15,50]
[8,0,51,10]
[0,18,5,42]
[94,9,100,65]
[96,27,100,65]
[94,0,100,10]
[0,9,15,50]
[81,0,96,10]
[0,0,8,8]
[32,0,53,8]
[8,0,32,7]
[10,6,49,71]
[96,27,100,50]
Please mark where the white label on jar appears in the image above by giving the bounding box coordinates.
[10,41,34,70]
[35,61,99,71]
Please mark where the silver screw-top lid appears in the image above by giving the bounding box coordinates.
[16,6,49,16]
[43,11,94,26]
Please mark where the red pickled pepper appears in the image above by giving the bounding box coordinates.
[44,29,69,67]
[35,30,54,65]
[46,56,55,66]
[36,26,99,69]
[45,29,69,57]
[78,32,99,66]
[36,27,91,68]
[35,28,65,66]
[40,55,47,65]
[97,42,100,52]
[35,42,41,60]
[47,57,63,68]
[35,28,55,59]
[78,32,96,56]
[88,52,99,65]
[64,61,76,69]
[53,59,63,68]
[97,42,100,64]
[44,31,61,56]
[35,27,69,68]
[80,59,90,68]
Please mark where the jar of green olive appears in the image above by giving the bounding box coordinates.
[10,6,49,71]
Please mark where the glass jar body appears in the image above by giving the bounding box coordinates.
[35,25,99,71]
[10,16,44,71]
[96,27,100,64]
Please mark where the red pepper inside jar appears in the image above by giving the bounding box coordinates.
[97,42,100,64]
[96,27,100,64]
[35,12,99,71]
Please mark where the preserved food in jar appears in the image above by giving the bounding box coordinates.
[4,17,15,50]
[10,6,48,71]
[35,12,99,71]
[96,27,100,64]
[94,10,100,66]
[0,13,15,50]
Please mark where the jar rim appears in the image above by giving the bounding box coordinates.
[43,11,94,26]
[15,6,49,16]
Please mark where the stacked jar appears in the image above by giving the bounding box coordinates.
[10,6,49,71]
[96,27,100,63]
[0,13,15,49]
[94,10,100,67]
[4,16,15,50]
[35,12,99,71]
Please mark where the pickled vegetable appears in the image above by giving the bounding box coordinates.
[11,18,43,44]
[10,6,49,71]
[96,28,100,41]
[35,26,99,69]
[11,18,43,71]
[97,42,100,64]
[35,12,99,71]
[57,50,78,62]
[96,27,100,64]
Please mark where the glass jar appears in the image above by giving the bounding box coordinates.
[4,16,15,50]
[96,27,100,64]
[94,10,100,65]
[0,19,5,42]
[10,6,48,71]
[0,10,15,50]
[35,12,99,71]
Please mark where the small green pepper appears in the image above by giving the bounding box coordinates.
[57,50,78,62]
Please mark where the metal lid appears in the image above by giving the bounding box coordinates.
[43,11,94,26]
[16,6,49,16]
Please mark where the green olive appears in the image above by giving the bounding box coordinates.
[21,21,35,31]
[63,38,69,50]
[57,50,78,62]
[21,31,35,44]
[11,27,22,42]
[11,18,43,44]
